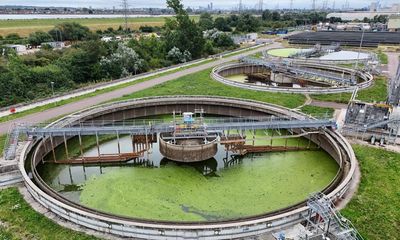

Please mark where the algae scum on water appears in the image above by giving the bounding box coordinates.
[77,150,338,222]
[38,119,339,222]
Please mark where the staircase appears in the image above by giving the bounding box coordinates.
[306,193,364,240]
[3,124,22,161]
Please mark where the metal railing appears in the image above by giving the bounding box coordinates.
[240,57,356,85]
[212,60,373,95]
[21,116,336,137]
[306,193,364,240]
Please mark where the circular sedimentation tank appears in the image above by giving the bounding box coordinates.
[20,96,357,239]
[266,47,373,62]
[212,61,373,94]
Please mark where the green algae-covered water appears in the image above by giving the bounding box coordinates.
[38,118,339,222]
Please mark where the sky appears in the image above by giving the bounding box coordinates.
[0,0,398,10]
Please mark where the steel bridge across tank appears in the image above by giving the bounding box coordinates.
[240,57,357,85]
[23,116,336,137]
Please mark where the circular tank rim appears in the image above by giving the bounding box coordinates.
[18,96,357,234]
[265,47,374,62]
[211,62,373,94]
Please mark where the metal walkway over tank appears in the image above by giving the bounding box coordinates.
[3,116,335,160]
[23,116,336,137]
[240,57,357,85]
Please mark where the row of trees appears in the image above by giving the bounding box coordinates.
[197,11,336,34]
[0,0,236,107]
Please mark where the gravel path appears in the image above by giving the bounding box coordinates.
[309,100,348,109]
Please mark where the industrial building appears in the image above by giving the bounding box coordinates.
[285,31,400,47]
[388,15,400,32]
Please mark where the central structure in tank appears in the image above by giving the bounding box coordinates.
[159,111,219,162]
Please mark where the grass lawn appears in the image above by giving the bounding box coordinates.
[312,76,387,104]
[0,187,98,240]
[0,134,5,157]
[0,16,198,37]
[300,105,334,118]
[377,50,388,64]
[342,145,400,240]
[112,68,306,109]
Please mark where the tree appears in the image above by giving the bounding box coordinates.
[203,40,215,55]
[214,17,232,32]
[262,10,272,21]
[272,11,281,21]
[59,40,106,83]
[127,36,166,69]
[198,13,214,31]
[213,33,235,48]
[5,33,21,41]
[236,14,260,32]
[139,25,155,33]
[100,43,145,78]
[28,31,54,46]
[167,46,191,63]
[49,22,90,41]
[164,0,205,58]
[227,15,239,27]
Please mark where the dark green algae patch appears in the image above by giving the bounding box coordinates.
[79,150,339,222]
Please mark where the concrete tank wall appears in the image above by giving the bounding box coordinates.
[159,137,218,162]
[212,63,373,94]
[20,96,357,240]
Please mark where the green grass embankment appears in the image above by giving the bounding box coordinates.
[312,76,387,104]
[0,188,98,240]
[113,68,306,109]
[342,145,400,240]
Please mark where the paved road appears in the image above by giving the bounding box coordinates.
[0,42,281,135]
[386,52,400,79]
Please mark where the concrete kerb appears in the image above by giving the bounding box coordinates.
[18,96,358,239]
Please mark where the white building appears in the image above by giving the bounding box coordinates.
[231,33,258,44]
[5,44,26,53]
[388,15,400,32]
[41,41,66,49]
[101,36,113,42]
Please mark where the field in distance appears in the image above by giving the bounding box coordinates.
[0,16,199,37]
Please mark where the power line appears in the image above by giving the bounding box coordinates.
[121,0,129,34]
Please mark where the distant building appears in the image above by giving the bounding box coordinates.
[100,36,113,42]
[4,44,26,53]
[231,33,258,44]
[41,41,65,49]
[334,22,371,31]
[388,15,400,32]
